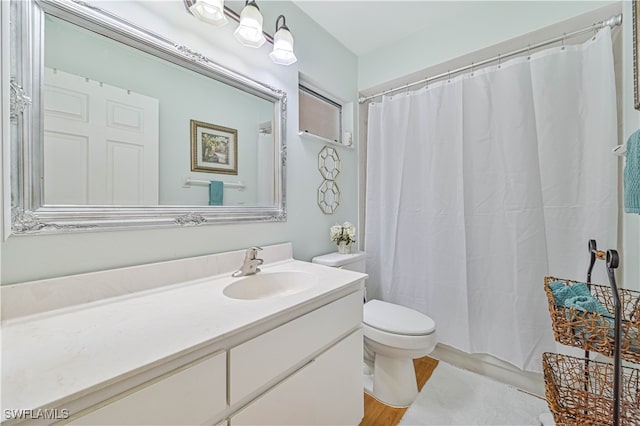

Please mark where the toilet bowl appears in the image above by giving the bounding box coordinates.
[363,299,437,407]
[311,251,438,408]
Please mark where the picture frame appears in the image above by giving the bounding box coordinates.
[190,119,238,175]
[634,0,640,110]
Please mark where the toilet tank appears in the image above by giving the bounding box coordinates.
[311,251,366,273]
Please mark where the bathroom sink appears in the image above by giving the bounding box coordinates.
[223,271,318,300]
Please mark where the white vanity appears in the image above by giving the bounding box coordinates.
[1,244,366,425]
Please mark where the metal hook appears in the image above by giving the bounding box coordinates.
[404,83,410,96]
[447,70,451,83]
[592,23,597,40]
[470,62,474,77]
[561,33,566,50]
[527,45,531,60]
[497,54,501,69]
[607,249,619,269]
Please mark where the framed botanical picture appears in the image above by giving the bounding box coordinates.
[190,119,238,175]
[634,0,640,110]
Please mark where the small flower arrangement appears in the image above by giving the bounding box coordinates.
[330,222,356,248]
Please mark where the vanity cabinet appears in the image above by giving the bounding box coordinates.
[65,290,363,426]
[228,291,363,425]
[229,291,363,404]
[2,244,368,426]
[230,329,363,425]
[69,351,227,425]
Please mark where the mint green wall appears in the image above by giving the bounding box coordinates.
[620,0,640,291]
[7,1,634,287]
[357,0,639,289]
[358,1,615,91]
[1,1,359,284]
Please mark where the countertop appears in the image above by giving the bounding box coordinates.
[1,259,365,412]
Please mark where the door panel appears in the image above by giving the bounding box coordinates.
[43,67,159,205]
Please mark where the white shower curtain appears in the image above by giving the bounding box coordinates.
[365,27,618,372]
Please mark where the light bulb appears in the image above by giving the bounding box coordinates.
[189,0,228,27]
[234,2,265,48]
[269,26,297,65]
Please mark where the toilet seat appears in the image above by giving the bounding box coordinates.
[363,322,437,352]
[364,300,436,336]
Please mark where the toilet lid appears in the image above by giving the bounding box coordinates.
[363,300,436,336]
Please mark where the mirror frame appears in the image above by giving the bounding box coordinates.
[7,0,287,235]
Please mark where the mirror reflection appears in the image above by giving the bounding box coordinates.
[10,0,286,234]
[43,14,275,207]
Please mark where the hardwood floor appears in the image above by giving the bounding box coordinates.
[359,356,439,426]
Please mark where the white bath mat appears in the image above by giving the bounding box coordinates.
[399,362,550,425]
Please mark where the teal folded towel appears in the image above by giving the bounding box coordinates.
[209,180,223,206]
[565,295,612,318]
[568,282,592,298]
[625,129,640,214]
[549,280,612,318]
[549,280,575,306]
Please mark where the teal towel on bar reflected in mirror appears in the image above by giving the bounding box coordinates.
[209,181,223,206]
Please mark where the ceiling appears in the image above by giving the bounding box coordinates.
[292,1,474,56]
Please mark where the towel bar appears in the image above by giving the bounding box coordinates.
[182,176,246,191]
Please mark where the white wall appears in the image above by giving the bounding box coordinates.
[1,0,359,284]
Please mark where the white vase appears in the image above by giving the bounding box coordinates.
[338,241,352,254]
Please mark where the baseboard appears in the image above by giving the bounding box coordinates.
[430,343,546,398]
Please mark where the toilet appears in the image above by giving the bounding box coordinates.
[311,251,437,407]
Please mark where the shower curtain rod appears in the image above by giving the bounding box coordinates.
[358,13,622,104]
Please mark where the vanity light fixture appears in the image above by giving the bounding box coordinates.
[269,15,297,65]
[189,0,228,27]
[184,0,296,65]
[234,0,266,48]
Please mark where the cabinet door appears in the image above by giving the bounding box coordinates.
[230,329,363,426]
[70,351,226,425]
[230,291,362,404]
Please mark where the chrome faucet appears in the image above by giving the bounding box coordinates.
[232,247,264,277]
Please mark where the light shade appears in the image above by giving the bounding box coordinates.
[189,0,228,27]
[269,22,297,65]
[234,1,266,48]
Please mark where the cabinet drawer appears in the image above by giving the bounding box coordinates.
[230,329,364,425]
[230,290,362,404]
[70,351,226,425]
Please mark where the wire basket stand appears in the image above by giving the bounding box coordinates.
[542,240,640,426]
